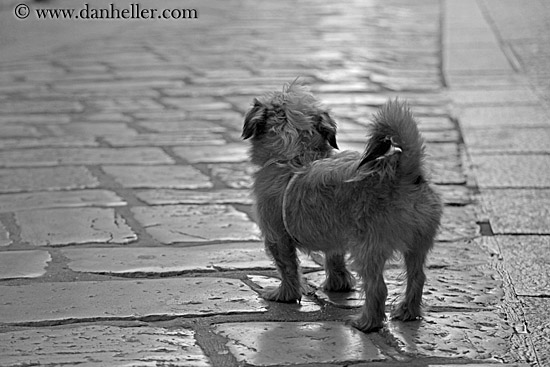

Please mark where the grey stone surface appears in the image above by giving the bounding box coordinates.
[0,147,174,167]
[472,155,550,188]
[523,297,550,367]
[495,236,550,296]
[213,322,385,366]
[0,325,210,367]
[173,143,249,164]
[450,87,540,106]
[482,189,550,234]
[103,133,226,147]
[0,278,266,324]
[0,189,125,212]
[137,120,226,133]
[62,243,320,275]
[136,189,253,205]
[102,165,213,189]
[0,222,11,247]
[0,166,99,193]
[386,311,513,360]
[438,206,480,241]
[436,185,472,206]
[47,122,138,137]
[16,208,136,246]
[209,163,255,189]
[458,106,550,129]
[464,127,550,154]
[132,204,260,243]
[0,136,98,149]
[0,250,51,279]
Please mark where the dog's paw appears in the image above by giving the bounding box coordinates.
[348,314,384,333]
[261,287,301,303]
[390,304,422,321]
[322,271,355,292]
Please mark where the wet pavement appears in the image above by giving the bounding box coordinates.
[0,0,548,366]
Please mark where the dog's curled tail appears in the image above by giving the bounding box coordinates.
[355,99,425,182]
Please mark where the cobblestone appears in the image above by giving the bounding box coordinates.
[0,166,99,193]
[62,243,320,275]
[481,189,550,234]
[16,208,136,246]
[0,189,125,212]
[214,322,385,366]
[0,147,174,167]
[0,325,210,367]
[0,278,266,324]
[0,250,50,279]
[102,165,213,189]
[132,204,260,244]
[472,155,550,188]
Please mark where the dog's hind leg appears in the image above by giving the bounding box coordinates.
[391,245,429,321]
[262,239,303,303]
[350,248,388,332]
[323,251,355,292]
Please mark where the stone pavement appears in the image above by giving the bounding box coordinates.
[0,0,548,366]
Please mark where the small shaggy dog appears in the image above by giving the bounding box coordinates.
[242,83,442,332]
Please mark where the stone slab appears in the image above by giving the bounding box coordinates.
[0,125,40,138]
[213,321,385,366]
[62,243,320,275]
[0,250,51,279]
[0,190,125,212]
[0,114,71,124]
[16,208,136,246]
[0,278,266,324]
[438,206,480,242]
[0,222,11,247]
[0,137,98,150]
[464,127,550,154]
[0,148,174,167]
[0,100,84,114]
[102,165,213,189]
[173,143,249,164]
[450,87,540,106]
[136,189,253,205]
[458,106,550,129]
[436,185,472,206]
[0,166,99,193]
[494,236,550,296]
[472,155,550,188]
[523,297,550,367]
[481,189,550,234]
[445,48,514,74]
[137,120,226,133]
[209,163,255,189]
[47,122,138,137]
[132,204,260,244]
[387,311,513,360]
[0,325,210,367]
[103,133,226,147]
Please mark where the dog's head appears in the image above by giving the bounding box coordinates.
[242,82,338,167]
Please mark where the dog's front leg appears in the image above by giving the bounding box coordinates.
[263,239,303,303]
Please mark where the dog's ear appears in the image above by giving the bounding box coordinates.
[242,98,266,140]
[317,112,339,149]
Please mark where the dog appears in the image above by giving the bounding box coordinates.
[242,83,442,332]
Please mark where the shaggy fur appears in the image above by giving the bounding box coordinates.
[242,83,443,332]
